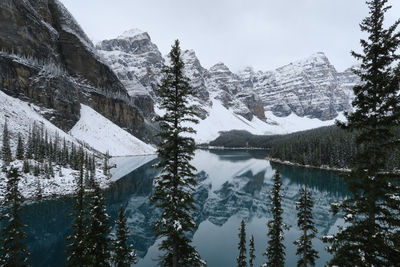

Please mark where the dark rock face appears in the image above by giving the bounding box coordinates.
[0,55,80,130]
[0,0,155,141]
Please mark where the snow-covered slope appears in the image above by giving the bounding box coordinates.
[182,98,343,144]
[0,90,77,148]
[0,90,110,200]
[98,29,359,142]
[70,104,156,156]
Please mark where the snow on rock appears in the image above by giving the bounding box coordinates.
[0,90,77,148]
[118,28,146,39]
[70,104,156,157]
[263,111,346,134]
[178,98,343,144]
[0,90,111,201]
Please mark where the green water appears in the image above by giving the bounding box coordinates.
[17,149,348,266]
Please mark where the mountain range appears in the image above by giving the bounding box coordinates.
[0,0,359,149]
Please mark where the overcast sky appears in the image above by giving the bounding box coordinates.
[59,0,400,72]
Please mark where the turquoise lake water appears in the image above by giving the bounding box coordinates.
[19,149,348,266]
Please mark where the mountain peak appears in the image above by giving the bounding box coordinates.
[118,28,150,40]
[305,51,330,63]
[210,62,230,72]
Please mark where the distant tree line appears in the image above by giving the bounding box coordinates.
[268,126,400,169]
[209,126,400,169]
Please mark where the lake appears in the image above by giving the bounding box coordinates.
[20,149,348,266]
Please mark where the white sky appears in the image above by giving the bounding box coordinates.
[59,0,400,72]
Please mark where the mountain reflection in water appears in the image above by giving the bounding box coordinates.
[20,149,348,267]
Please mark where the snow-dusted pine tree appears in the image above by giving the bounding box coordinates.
[23,160,30,173]
[103,151,110,176]
[112,206,137,267]
[2,120,12,167]
[16,133,24,160]
[263,169,286,267]
[66,165,89,266]
[237,219,247,267]
[150,39,204,267]
[249,235,255,267]
[0,167,30,266]
[86,180,111,266]
[294,187,318,267]
[325,0,400,265]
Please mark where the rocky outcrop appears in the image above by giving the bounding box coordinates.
[0,0,155,141]
[181,50,210,104]
[207,62,266,121]
[98,30,357,123]
[98,31,266,121]
[238,52,355,120]
[97,29,164,98]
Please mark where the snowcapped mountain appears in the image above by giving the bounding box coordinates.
[97,29,164,99]
[0,0,360,150]
[237,52,359,120]
[98,29,359,142]
[0,0,156,142]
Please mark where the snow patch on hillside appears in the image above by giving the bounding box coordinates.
[0,90,110,200]
[0,90,77,148]
[178,99,344,144]
[264,111,346,134]
[70,104,156,157]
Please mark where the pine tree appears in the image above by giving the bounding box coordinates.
[249,235,255,267]
[2,120,12,166]
[44,163,50,179]
[16,133,24,160]
[237,219,247,267]
[49,160,54,178]
[150,40,204,267]
[33,164,39,177]
[35,178,42,200]
[62,138,68,167]
[85,180,111,266]
[0,167,30,266]
[325,0,400,265]
[103,151,109,176]
[263,169,286,267]
[294,187,318,267]
[23,160,30,174]
[25,128,33,159]
[112,206,137,267]
[66,165,89,266]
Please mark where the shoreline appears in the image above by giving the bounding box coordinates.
[198,145,268,150]
[266,157,351,173]
[1,154,156,204]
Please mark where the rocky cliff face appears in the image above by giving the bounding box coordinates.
[99,31,266,121]
[238,52,358,120]
[99,30,358,123]
[0,0,155,141]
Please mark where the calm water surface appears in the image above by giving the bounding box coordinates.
[20,149,348,266]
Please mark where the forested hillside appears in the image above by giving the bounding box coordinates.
[209,126,400,169]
